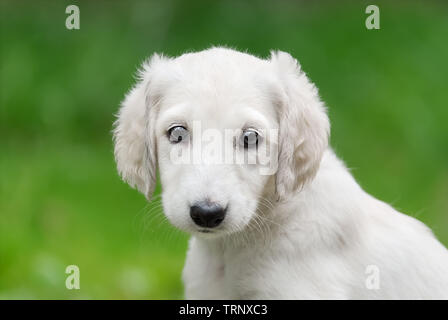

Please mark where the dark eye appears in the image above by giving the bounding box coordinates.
[167,126,189,143]
[240,129,259,149]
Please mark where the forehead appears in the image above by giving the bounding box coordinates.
[156,63,278,130]
[160,97,276,130]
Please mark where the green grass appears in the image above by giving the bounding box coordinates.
[0,141,188,299]
[1,0,447,299]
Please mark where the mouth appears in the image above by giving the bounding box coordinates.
[197,228,214,233]
[194,226,227,236]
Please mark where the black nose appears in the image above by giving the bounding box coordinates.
[190,202,226,228]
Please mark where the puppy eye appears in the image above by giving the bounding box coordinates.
[167,126,189,143]
[240,129,259,149]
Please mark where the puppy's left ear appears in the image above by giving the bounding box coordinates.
[270,51,330,200]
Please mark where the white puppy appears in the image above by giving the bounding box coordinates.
[113,47,448,299]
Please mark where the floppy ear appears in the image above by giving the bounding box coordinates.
[113,54,165,200]
[270,51,330,200]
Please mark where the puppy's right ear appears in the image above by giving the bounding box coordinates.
[113,54,166,200]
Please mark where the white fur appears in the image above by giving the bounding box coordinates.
[114,47,448,299]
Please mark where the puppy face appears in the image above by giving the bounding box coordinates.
[114,47,329,238]
[155,70,278,236]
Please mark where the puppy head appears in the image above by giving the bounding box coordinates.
[113,47,329,237]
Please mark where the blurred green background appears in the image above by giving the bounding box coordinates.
[1,0,447,299]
